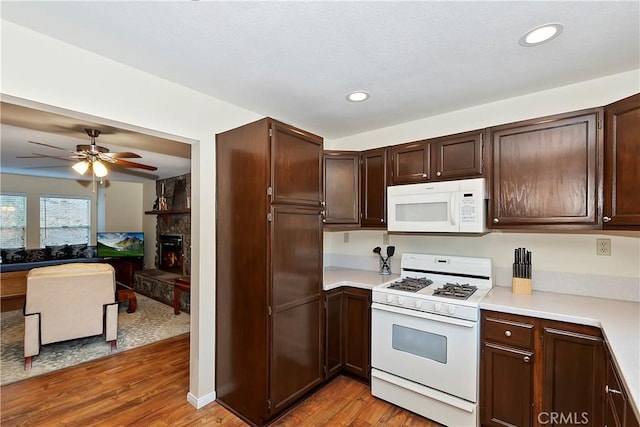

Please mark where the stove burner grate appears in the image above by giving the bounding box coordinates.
[388,277,433,293]
[432,283,478,300]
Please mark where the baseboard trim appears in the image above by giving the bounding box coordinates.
[187,390,216,409]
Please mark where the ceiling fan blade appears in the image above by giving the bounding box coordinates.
[103,151,142,159]
[28,140,76,153]
[112,158,158,171]
[17,154,80,161]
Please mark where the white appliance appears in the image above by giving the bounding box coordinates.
[387,178,486,233]
[371,252,493,427]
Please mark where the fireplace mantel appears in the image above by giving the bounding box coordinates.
[145,209,191,225]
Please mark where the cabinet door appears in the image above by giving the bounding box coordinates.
[270,204,324,417]
[489,109,602,228]
[323,151,360,225]
[542,326,605,426]
[389,140,430,184]
[432,131,484,180]
[342,287,371,381]
[324,289,343,379]
[271,121,323,207]
[360,148,388,227]
[481,342,534,427]
[604,93,640,227]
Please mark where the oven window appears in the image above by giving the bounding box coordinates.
[395,202,448,222]
[392,324,447,364]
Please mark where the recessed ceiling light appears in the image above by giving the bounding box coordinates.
[346,91,369,102]
[519,23,564,47]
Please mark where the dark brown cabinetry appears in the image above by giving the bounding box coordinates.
[489,109,603,229]
[481,311,535,427]
[323,286,371,382]
[542,326,605,427]
[360,148,388,227]
[103,258,143,286]
[605,350,640,427]
[323,151,360,225]
[389,140,431,184]
[389,130,484,185]
[604,93,640,228]
[481,310,606,427]
[216,118,324,426]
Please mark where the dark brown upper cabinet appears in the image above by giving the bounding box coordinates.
[432,130,484,180]
[389,130,485,185]
[604,93,640,228]
[271,122,324,207]
[360,148,388,228]
[389,140,431,184]
[489,108,603,229]
[322,151,360,226]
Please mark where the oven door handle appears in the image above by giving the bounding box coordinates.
[371,302,476,328]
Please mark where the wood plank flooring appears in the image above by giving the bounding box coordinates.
[1,334,442,426]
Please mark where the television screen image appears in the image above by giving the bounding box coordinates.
[97,232,144,258]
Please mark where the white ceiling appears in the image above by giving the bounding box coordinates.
[1,1,639,181]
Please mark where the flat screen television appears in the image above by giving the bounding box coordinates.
[96,232,144,259]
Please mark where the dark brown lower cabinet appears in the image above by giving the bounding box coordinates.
[482,342,534,426]
[481,310,607,427]
[542,326,605,427]
[324,288,343,379]
[605,351,640,427]
[324,287,371,382]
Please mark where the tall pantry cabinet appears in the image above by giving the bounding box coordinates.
[216,118,324,426]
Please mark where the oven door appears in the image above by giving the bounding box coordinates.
[371,302,479,403]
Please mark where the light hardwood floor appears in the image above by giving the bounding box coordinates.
[1,334,442,426]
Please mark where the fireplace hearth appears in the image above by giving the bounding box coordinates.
[159,234,183,274]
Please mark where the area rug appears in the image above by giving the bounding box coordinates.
[0,293,190,385]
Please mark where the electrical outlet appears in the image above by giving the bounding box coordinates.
[596,238,611,256]
[343,232,349,243]
[382,233,389,245]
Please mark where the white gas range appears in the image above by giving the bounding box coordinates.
[371,253,493,427]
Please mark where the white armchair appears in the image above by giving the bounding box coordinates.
[24,263,118,369]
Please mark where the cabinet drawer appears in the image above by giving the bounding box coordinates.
[482,312,534,349]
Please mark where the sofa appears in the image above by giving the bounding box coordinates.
[23,263,118,369]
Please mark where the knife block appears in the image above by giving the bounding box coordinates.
[512,277,532,295]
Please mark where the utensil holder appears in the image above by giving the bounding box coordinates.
[512,277,532,295]
[380,258,392,275]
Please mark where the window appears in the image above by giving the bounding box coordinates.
[0,194,27,248]
[40,196,91,246]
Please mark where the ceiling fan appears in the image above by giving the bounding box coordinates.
[18,128,158,178]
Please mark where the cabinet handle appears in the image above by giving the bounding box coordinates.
[523,356,530,363]
[436,171,442,177]
[504,330,512,337]
[493,218,499,224]
[380,218,384,223]
[422,173,427,178]
[606,385,623,395]
[603,216,611,223]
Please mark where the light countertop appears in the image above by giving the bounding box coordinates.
[481,286,640,419]
[323,267,399,291]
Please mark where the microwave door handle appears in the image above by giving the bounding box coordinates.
[450,193,456,226]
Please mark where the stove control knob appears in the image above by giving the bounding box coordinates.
[447,305,456,315]
[386,295,394,303]
[434,303,442,312]
[415,300,423,308]
[398,297,405,305]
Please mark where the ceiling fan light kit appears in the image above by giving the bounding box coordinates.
[19,128,158,181]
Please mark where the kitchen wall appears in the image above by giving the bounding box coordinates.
[324,230,640,302]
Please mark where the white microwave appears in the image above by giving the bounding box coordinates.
[387,178,486,233]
